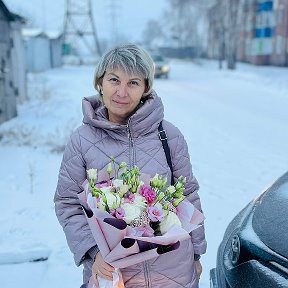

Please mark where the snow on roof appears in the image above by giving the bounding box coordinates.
[45,30,63,39]
[22,28,46,38]
[21,28,62,39]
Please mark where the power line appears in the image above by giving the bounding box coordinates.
[63,0,101,64]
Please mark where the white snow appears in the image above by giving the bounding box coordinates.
[1,59,288,288]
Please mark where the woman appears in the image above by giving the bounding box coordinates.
[54,44,206,287]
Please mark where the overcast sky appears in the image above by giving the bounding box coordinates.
[6,0,167,43]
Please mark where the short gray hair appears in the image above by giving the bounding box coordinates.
[94,44,155,96]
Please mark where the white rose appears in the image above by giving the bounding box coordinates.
[87,168,97,180]
[122,203,142,224]
[100,190,120,209]
[134,194,147,210]
[113,179,123,189]
[160,212,182,234]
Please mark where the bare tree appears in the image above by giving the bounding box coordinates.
[206,0,243,69]
[225,0,242,69]
[163,0,199,48]
[142,20,164,47]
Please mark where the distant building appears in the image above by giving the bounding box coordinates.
[22,29,63,72]
[270,0,288,65]
[47,31,63,68]
[207,0,288,66]
[0,0,26,124]
[245,0,288,66]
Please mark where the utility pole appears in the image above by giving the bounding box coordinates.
[107,0,120,46]
[63,0,101,64]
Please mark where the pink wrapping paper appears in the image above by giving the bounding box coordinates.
[78,189,205,269]
[78,173,205,287]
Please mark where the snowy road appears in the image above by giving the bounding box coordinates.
[0,59,287,288]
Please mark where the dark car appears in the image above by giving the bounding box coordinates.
[210,172,288,288]
[152,54,170,79]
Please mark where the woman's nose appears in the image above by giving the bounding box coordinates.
[117,84,127,97]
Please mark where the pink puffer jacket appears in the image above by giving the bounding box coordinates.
[54,91,206,287]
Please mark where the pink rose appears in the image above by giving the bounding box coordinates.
[140,185,157,204]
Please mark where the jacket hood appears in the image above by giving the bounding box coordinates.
[82,90,164,138]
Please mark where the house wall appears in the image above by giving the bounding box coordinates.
[0,6,17,124]
[24,37,51,72]
[10,21,27,101]
[50,37,63,68]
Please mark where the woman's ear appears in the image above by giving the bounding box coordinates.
[95,78,103,94]
[143,78,151,96]
[97,78,103,88]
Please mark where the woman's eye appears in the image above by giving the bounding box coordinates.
[109,77,119,83]
[130,81,139,86]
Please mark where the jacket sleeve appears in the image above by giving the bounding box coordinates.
[54,128,98,266]
[172,133,207,256]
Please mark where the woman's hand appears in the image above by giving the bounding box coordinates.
[195,260,202,280]
[92,252,115,281]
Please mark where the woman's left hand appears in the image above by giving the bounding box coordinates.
[195,260,202,279]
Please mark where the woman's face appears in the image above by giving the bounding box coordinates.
[100,68,146,124]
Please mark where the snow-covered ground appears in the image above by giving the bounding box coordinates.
[0,59,287,288]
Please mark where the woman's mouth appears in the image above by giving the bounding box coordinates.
[113,99,128,105]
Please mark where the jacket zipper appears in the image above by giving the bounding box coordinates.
[143,261,151,288]
[126,119,135,168]
[127,121,151,287]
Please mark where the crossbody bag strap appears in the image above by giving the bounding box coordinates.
[158,121,175,185]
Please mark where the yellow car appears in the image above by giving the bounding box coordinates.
[152,54,170,79]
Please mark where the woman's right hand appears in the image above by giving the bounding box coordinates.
[92,252,115,281]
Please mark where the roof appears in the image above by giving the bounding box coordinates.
[0,0,25,23]
[46,30,63,39]
[21,28,63,39]
[22,28,46,38]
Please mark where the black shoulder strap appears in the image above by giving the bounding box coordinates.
[158,121,175,185]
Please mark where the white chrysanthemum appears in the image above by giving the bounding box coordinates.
[160,212,182,234]
[122,203,142,224]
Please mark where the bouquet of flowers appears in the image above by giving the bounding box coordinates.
[79,161,205,288]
